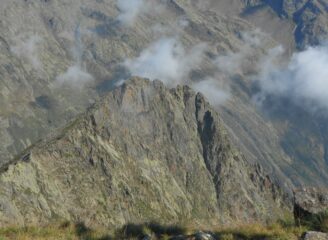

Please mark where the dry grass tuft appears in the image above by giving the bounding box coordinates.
[0,215,316,240]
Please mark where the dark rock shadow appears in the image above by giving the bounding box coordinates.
[117,222,186,239]
[74,222,113,240]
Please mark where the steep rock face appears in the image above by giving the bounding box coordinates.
[0,78,287,227]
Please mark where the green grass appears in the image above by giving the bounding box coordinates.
[212,222,307,240]
[299,208,328,233]
[0,222,112,240]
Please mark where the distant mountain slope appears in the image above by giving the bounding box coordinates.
[238,0,328,49]
[0,78,288,227]
[207,0,328,50]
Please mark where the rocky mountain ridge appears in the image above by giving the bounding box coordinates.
[0,77,288,227]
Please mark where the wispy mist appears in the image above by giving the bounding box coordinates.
[216,30,264,76]
[117,0,143,25]
[192,78,230,106]
[256,43,328,111]
[211,29,328,111]
[11,35,43,70]
[56,65,94,88]
[116,0,154,26]
[124,37,207,86]
[122,36,230,105]
[55,25,94,88]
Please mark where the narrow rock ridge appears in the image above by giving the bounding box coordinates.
[0,77,289,227]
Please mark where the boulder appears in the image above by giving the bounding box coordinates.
[302,231,328,240]
[194,232,215,240]
[141,235,152,240]
[170,232,214,240]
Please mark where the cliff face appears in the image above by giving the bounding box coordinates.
[0,78,288,227]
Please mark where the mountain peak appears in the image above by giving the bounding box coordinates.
[0,77,288,227]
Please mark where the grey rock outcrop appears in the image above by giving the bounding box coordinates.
[303,231,328,240]
[0,77,289,227]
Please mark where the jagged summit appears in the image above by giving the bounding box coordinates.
[0,77,288,227]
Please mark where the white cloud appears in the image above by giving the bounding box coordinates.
[123,37,229,106]
[54,25,95,89]
[116,0,163,26]
[255,46,286,94]
[116,0,152,26]
[192,78,230,106]
[240,30,264,47]
[213,29,328,111]
[216,51,245,75]
[117,0,143,25]
[55,65,94,88]
[124,37,207,86]
[214,29,328,111]
[215,30,265,76]
[11,35,43,70]
[256,43,328,111]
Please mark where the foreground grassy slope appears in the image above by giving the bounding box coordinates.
[0,218,315,240]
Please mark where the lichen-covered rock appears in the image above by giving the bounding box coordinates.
[0,77,289,227]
